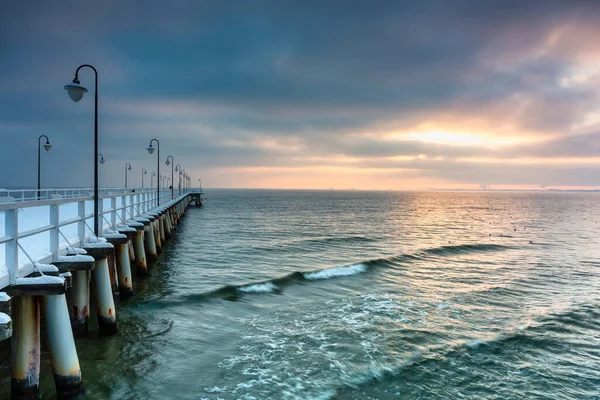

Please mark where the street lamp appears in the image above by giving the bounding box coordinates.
[98,153,105,164]
[166,156,174,199]
[37,135,53,199]
[151,172,156,188]
[198,178,202,189]
[175,164,182,196]
[146,139,160,206]
[125,163,132,189]
[142,168,147,188]
[65,64,100,235]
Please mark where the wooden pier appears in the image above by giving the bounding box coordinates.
[0,187,202,399]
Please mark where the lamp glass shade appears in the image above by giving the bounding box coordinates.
[165,159,170,166]
[146,146,155,154]
[43,143,53,151]
[127,165,132,171]
[64,82,88,102]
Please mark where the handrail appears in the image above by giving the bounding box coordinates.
[0,188,197,290]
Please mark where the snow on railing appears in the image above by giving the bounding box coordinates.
[0,187,194,290]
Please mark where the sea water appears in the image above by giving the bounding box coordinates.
[1,190,599,399]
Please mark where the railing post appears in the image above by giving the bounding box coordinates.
[5,209,18,285]
[111,197,117,230]
[98,199,104,236]
[135,193,140,217]
[78,201,85,245]
[49,204,59,259]
[129,194,134,218]
[121,195,126,224]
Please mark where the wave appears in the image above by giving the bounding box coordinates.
[253,235,377,253]
[166,242,511,304]
[304,264,367,280]
[331,302,600,397]
[421,243,512,257]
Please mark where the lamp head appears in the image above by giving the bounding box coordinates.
[143,169,147,175]
[146,145,155,154]
[99,158,105,165]
[175,166,178,172]
[127,165,132,171]
[43,143,53,152]
[64,80,88,102]
[165,159,170,166]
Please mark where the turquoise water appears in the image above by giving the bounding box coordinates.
[2,190,600,399]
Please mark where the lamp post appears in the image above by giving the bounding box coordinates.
[142,169,147,188]
[64,64,100,235]
[198,178,202,189]
[165,156,174,199]
[146,139,160,206]
[175,164,181,196]
[37,135,53,199]
[151,172,156,188]
[125,163,132,189]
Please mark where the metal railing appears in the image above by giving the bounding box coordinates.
[0,187,196,290]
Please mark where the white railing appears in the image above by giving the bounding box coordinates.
[0,187,195,290]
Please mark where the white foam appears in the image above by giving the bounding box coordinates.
[239,282,279,293]
[303,264,367,280]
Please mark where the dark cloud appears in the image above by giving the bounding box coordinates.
[2,0,600,188]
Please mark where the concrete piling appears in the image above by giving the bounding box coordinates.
[159,212,167,243]
[42,293,83,398]
[93,258,117,334]
[55,254,95,335]
[83,243,117,335]
[70,271,90,335]
[106,233,134,299]
[129,221,148,274]
[138,216,157,262]
[11,296,41,400]
[148,213,162,253]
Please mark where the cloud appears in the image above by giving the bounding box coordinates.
[2,0,600,189]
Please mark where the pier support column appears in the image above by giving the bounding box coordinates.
[93,258,117,334]
[165,208,173,236]
[105,233,132,299]
[70,271,90,335]
[116,243,133,297]
[83,244,117,335]
[42,294,83,398]
[153,217,163,252]
[139,216,157,262]
[130,221,148,274]
[107,253,119,296]
[160,213,167,242]
[11,296,40,400]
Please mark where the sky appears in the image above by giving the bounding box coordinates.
[2,0,600,190]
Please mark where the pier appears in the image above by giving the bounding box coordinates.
[0,187,203,399]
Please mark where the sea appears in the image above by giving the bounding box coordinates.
[1,189,600,399]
